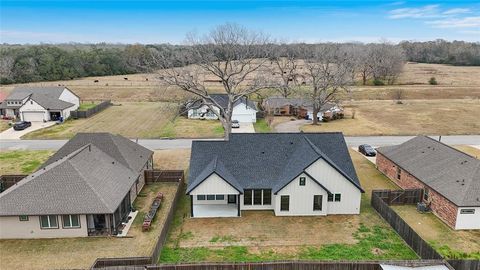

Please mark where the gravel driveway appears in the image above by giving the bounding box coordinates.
[274,119,311,133]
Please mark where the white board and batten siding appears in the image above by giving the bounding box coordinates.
[275,172,328,216]
[305,158,361,215]
[190,173,239,205]
[455,207,480,230]
[19,99,48,122]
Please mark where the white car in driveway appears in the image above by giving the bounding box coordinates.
[231,120,240,128]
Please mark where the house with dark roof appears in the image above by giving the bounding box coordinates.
[0,86,79,122]
[187,133,363,218]
[0,133,153,239]
[186,94,257,123]
[263,96,343,121]
[376,136,480,230]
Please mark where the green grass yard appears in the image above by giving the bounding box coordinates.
[253,119,272,133]
[0,150,54,174]
[78,102,98,110]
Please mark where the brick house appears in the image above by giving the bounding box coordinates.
[376,136,479,230]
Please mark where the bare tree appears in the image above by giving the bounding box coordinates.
[156,23,272,140]
[269,44,301,97]
[0,55,15,81]
[301,44,353,125]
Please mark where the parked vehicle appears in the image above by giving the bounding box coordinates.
[13,121,32,131]
[358,144,376,156]
[231,120,240,128]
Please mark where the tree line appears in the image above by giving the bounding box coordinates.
[1,39,479,85]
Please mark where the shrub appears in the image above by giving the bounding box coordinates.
[373,79,385,86]
[429,77,438,85]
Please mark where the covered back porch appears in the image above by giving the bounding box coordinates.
[190,194,240,218]
[87,191,132,236]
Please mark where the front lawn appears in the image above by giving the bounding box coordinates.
[0,120,11,132]
[159,118,224,138]
[159,150,417,263]
[253,119,272,133]
[0,150,54,174]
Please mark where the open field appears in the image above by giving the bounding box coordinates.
[301,99,480,136]
[0,150,54,174]
[159,118,224,139]
[392,205,480,259]
[160,150,417,263]
[1,63,480,102]
[22,102,177,139]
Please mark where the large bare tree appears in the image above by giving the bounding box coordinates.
[157,23,272,140]
[301,44,353,125]
[269,44,301,98]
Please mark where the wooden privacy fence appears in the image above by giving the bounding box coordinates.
[371,190,443,260]
[374,189,423,205]
[0,175,27,192]
[71,100,112,119]
[91,172,185,269]
[447,259,480,270]
[145,170,185,184]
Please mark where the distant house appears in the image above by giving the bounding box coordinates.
[263,97,343,121]
[186,94,257,123]
[187,133,363,218]
[0,86,79,121]
[376,136,480,230]
[0,133,153,239]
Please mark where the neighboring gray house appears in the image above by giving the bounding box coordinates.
[0,86,80,121]
[187,133,363,218]
[0,133,153,239]
[187,94,257,123]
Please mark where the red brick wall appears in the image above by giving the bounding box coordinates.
[376,153,458,229]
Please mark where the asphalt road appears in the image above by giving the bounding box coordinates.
[1,135,479,151]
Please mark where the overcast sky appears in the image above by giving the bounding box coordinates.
[1,0,479,44]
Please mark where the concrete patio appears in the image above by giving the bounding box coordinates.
[192,204,238,218]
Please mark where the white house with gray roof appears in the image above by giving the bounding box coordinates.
[187,133,363,218]
[0,86,79,122]
[186,94,257,123]
[0,133,153,239]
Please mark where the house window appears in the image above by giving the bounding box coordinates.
[244,189,252,205]
[30,101,33,104]
[313,195,323,211]
[328,194,334,202]
[263,189,272,205]
[40,215,58,229]
[423,189,430,202]
[299,177,306,186]
[197,195,206,200]
[253,190,262,205]
[280,196,290,211]
[215,195,225,200]
[191,109,198,117]
[334,194,341,202]
[19,215,29,221]
[396,167,401,180]
[460,209,475,214]
[62,215,80,228]
[206,195,215,200]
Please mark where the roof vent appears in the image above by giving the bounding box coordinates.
[112,161,115,164]
[261,151,265,154]
[290,142,294,145]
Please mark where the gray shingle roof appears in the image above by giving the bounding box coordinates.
[188,94,257,111]
[42,133,153,172]
[6,87,76,110]
[187,133,362,194]
[0,144,139,216]
[377,136,480,207]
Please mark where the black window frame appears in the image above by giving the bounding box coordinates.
[334,194,341,202]
[262,189,272,205]
[215,195,225,200]
[19,215,29,221]
[313,195,323,211]
[244,189,252,205]
[280,195,290,211]
[299,177,306,186]
[197,195,206,200]
[328,194,334,201]
[206,195,215,200]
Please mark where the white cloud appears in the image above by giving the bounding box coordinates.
[427,16,480,28]
[388,5,440,19]
[443,8,471,15]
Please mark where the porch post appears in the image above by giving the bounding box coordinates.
[190,195,194,218]
[237,194,241,217]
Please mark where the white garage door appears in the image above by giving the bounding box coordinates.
[233,114,254,123]
[22,111,45,122]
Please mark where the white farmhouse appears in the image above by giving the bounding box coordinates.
[0,86,80,122]
[186,133,364,218]
[187,94,257,123]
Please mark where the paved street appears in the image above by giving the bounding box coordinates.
[1,135,479,151]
